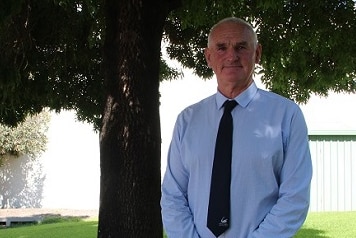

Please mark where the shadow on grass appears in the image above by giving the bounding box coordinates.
[295,227,330,238]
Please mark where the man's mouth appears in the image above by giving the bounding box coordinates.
[223,65,242,69]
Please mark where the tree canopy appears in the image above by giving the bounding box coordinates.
[1,0,355,127]
[165,0,356,102]
[0,0,104,126]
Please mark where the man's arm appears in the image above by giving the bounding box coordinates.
[250,108,312,238]
[161,120,201,238]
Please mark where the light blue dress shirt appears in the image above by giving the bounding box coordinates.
[161,81,312,238]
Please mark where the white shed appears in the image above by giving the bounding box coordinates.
[300,92,356,212]
[309,130,356,211]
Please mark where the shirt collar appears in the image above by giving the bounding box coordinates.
[215,81,258,109]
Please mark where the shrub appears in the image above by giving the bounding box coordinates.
[0,110,50,165]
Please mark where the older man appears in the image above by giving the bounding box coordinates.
[161,17,312,238]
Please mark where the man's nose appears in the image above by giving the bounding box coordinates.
[227,47,239,61]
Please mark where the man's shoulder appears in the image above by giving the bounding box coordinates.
[257,89,297,106]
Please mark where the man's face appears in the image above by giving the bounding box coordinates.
[204,22,262,89]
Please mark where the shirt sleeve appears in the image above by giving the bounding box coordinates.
[249,107,312,238]
[161,116,201,238]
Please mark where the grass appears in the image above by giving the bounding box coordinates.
[295,211,356,238]
[0,216,98,238]
[0,212,355,237]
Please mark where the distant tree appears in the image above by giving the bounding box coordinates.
[0,111,50,166]
[0,0,355,237]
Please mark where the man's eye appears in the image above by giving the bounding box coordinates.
[217,47,226,51]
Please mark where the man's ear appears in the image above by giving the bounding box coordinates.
[204,48,212,68]
[255,44,262,64]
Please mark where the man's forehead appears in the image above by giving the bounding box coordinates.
[212,23,253,38]
[211,25,252,40]
[215,40,249,47]
[208,20,257,47]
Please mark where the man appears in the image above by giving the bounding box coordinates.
[161,17,312,238]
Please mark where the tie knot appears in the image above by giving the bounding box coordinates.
[223,100,237,113]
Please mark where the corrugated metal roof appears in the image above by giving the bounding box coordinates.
[309,130,356,136]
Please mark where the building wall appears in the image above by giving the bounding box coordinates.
[0,154,44,208]
[309,133,356,212]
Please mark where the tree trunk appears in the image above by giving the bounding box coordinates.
[98,0,177,237]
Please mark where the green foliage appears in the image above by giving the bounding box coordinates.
[0,0,355,127]
[0,0,182,128]
[257,0,356,102]
[0,110,50,165]
[0,0,104,127]
[165,0,356,102]
[159,55,183,81]
[0,0,25,22]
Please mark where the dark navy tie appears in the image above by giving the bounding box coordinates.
[207,100,237,237]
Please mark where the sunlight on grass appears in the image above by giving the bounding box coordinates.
[0,212,355,237]
[0,217,98,238]
[295,211,356,238]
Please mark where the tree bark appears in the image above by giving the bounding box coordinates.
[98,0,178,237]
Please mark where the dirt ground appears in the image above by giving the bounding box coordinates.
[0,208,98,220]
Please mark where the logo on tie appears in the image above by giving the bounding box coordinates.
[219,217,229,227]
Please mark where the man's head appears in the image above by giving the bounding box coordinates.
[204,17,262,98]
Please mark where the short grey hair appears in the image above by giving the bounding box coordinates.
[207,17,258,47]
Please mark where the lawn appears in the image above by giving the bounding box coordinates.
[0,212,355,237]
[295,211,356,238]
[0,217,98,238]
